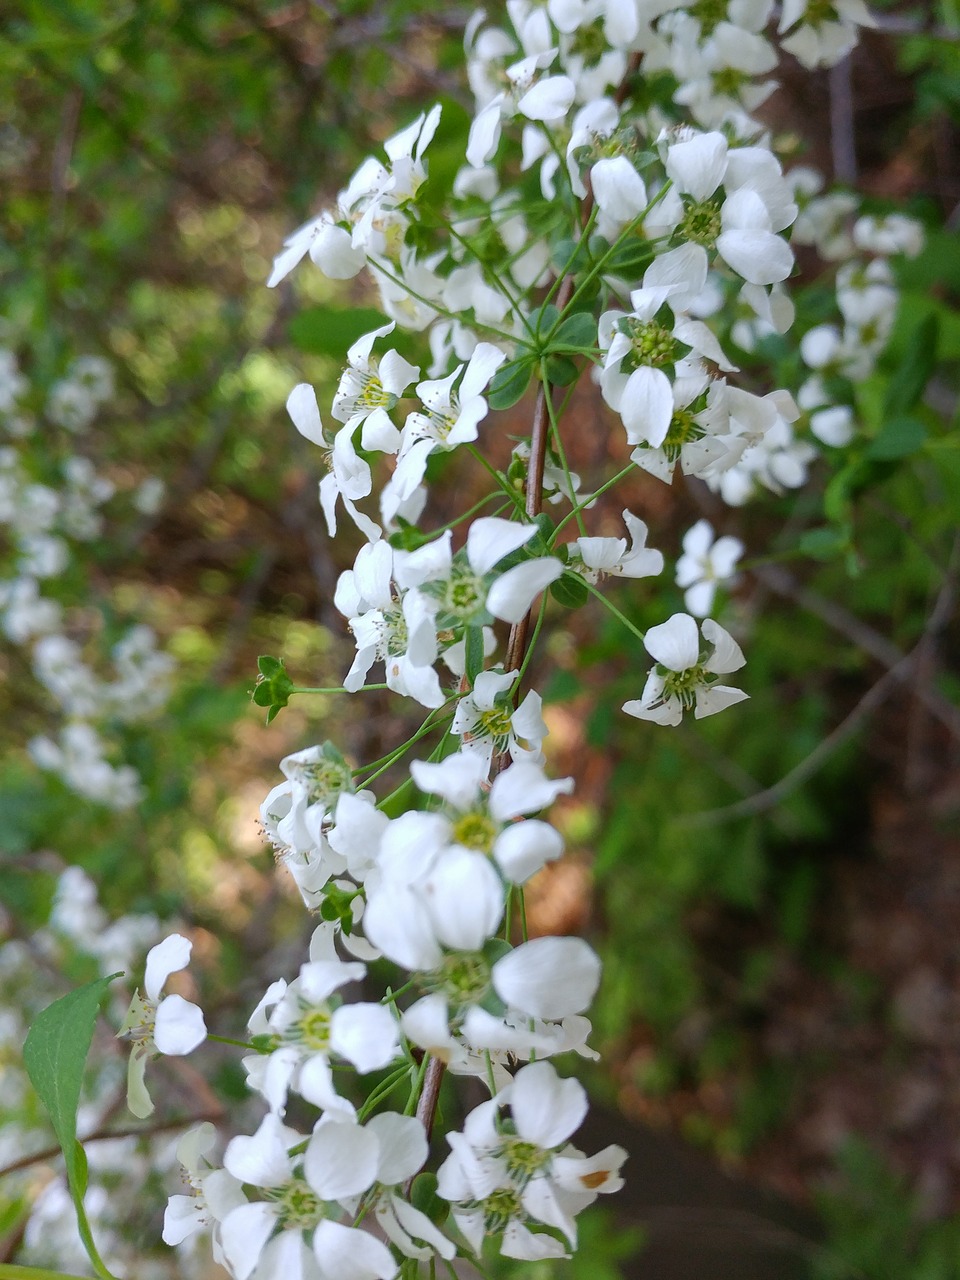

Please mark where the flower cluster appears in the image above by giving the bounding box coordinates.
[129,3,926,1277]
[0,347,174,807]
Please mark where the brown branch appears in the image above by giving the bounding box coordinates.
[0,1110,225,1182]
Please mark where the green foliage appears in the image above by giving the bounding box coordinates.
[252,654,295,722]
[814,1141,960,1280]
[23,976,123,1280]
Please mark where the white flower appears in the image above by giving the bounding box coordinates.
[623,612,748,725]
[366,1113,456,1261]
[162,1123,246,1251]
[389,343,506,502]
[573,509,665,583]
[397,934,602,1064]
[410,750,573,883]
[331,322,420,452]
[242,948,398,1117]
[118,934,207,1119]
[452,669,548,765]
[286,382,380,541]
[219,1114,396,1280]
[675,519,743,616]
[395,518,562,632]
[437,1060,626,1259]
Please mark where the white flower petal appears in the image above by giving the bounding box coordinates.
[487,558,563,623]
[313,1219,398,1280]
[493,936,601,1019]
[153,995,207,1055]
[144,933,192,1002]
[643,613,700,670]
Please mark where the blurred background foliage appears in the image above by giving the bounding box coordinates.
[0,1,958,1277]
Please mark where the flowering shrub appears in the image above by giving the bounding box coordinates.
[13,2,943,1279]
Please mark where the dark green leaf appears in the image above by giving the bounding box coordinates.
[465,627,484,683]
[24,974,121,1193]
[883,313,939,416]
[551,572,590,609]
[866,415,928,460]
[543,354,579,386]
[24,975,123,1280]
[488,358,534,411]
[552,311,597,350]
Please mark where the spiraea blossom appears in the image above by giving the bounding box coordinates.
[437,1060,626,1260]
[118,934,207,1119]
[144,4,924,1277]
[624,612,748,726]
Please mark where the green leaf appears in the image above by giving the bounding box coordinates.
[252,654,295,723]
[866,415,928,460]
[288,306,389,357]
[543,353,579,386]
[551,571,589,609]
[883,313,939,416]
[488,358,534,410]
[465,627,484,683]
[23,975,122,1280]
[552,311,597,350]
[798,527,850,561]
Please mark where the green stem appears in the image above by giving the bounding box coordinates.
[540,204,600,317]
[367,259,522,348]
[356,1065,412,1121]
[580,575,647,643]
[354,703,454,780]
[539,357,587,536]
[515,590,548,686]
[464,444,526,514]
[0,1269,98,1280]
[206,1032,257,1051]
[551,462,636,542]
[70,1195,120,1280]
[404,1051,430,1116]
[443,223,536,344]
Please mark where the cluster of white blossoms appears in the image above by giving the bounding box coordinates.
[131,3,927,1277]
[0,346,174,808]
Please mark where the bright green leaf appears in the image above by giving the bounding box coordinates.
[23,975,122,1280]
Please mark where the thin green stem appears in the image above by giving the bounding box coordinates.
[354,703,454,780]
[518,886,528,943]
[444,223,536,343]
[515,589,548,687]
[540,204,600,318]
[551,462,637,542]
[367,259,523,348]
[465,444,526,514]
[539,357,587,535]
[206,1032,257,1051]
[404,1051,430,1116]
[357,1065,413,1121]
[580,575,647,643]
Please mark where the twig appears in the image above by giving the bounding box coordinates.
[829,53,857,185]
[752,564,960,740]
[680,651,913,825]
[686,539,960,825]
[0,1111,225,1182]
